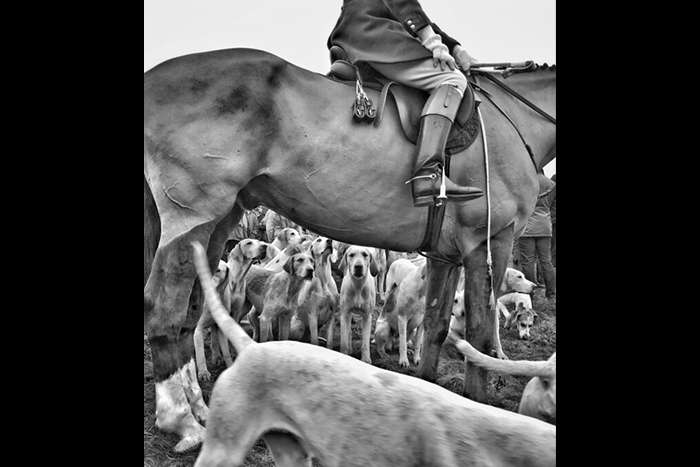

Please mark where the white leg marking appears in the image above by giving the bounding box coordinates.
[155,367,206,452]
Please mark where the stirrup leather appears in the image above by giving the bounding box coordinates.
[404,172,438,184]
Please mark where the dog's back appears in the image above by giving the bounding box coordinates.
[208,340,556,466]
[385,258,418,292]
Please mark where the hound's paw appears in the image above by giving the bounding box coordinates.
[413,355,421,366]
[198,370,211,383]
[361,355,372,364]
[398,357,410,368]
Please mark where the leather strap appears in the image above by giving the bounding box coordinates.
[472,71,556,125]
[373,80,397,128]
[470,76,539,172]
[418,154,451,252]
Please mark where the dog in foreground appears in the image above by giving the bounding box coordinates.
[191,241,555,467]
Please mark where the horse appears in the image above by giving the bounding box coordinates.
[144,48,555,451]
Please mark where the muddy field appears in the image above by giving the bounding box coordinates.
[144,289,556,466]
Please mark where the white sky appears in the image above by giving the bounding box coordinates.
[144,0,555,175]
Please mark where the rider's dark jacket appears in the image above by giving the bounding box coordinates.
[327,0,461,65]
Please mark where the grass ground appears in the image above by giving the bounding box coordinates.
[144,289,555,466]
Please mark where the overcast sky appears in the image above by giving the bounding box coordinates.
[144,0,555,175]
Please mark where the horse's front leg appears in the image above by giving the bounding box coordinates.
[415,259,460,382]
[145,209,240,452]
[462,225,513,402]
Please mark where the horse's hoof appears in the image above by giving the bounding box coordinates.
[174,430,205,453]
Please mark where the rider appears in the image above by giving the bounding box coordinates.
[328,0,484,207]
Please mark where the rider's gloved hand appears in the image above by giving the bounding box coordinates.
[453,45,477,72]
[417,26,456,71]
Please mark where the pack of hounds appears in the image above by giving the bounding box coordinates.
[191,208,556,466]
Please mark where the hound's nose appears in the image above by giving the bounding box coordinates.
[353,265,364,276]
[521,334,530,340]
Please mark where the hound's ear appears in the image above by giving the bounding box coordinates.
[339,250,348,274]
[220,262,230,286]
[532,310,539,322]
[369,252,379,277]
[330,245,338,263]
[228,243,242,265]
[512,309,525,327]
[264,243,275,260]
[275,229,286,242]
[283,254,295,275]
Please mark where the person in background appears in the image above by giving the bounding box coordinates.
[518,172,556,299]
[549,173,556,268]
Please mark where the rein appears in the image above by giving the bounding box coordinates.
[471,79,538,172]
[472,71,556,125]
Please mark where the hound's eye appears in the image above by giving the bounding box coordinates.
[296,258,302,262]
[349,253,355,257]
[246,241,252,245]
[454,299,458,303]
[362,252,368,257]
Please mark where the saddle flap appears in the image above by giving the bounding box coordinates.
[386,85,427,143]
[386,83,477,146]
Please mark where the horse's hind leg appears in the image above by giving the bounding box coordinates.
[145,206,242,452]
[462,225,514,402]
[415,260,460,382]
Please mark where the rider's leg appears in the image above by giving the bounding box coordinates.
[368,59,483,206]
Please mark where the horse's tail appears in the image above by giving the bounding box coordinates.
[144,175,161,287]
[192,241,255,353]
[453,338,555,378]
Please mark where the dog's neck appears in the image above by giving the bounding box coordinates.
[348,273,370,287]
[287,275,310,299]
[314,252,333,289]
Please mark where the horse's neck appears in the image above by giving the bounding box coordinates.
[486,71,556,169]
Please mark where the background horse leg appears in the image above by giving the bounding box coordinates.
[415,260,460,382]
[145,207,242,452]
[462,226,514,402]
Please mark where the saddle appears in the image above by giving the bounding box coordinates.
[327,46,480,155]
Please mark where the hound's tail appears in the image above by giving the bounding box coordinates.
[453,338,555,378]
[192,241,255,353]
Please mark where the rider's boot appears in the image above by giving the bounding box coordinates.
[406,84,484,207]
